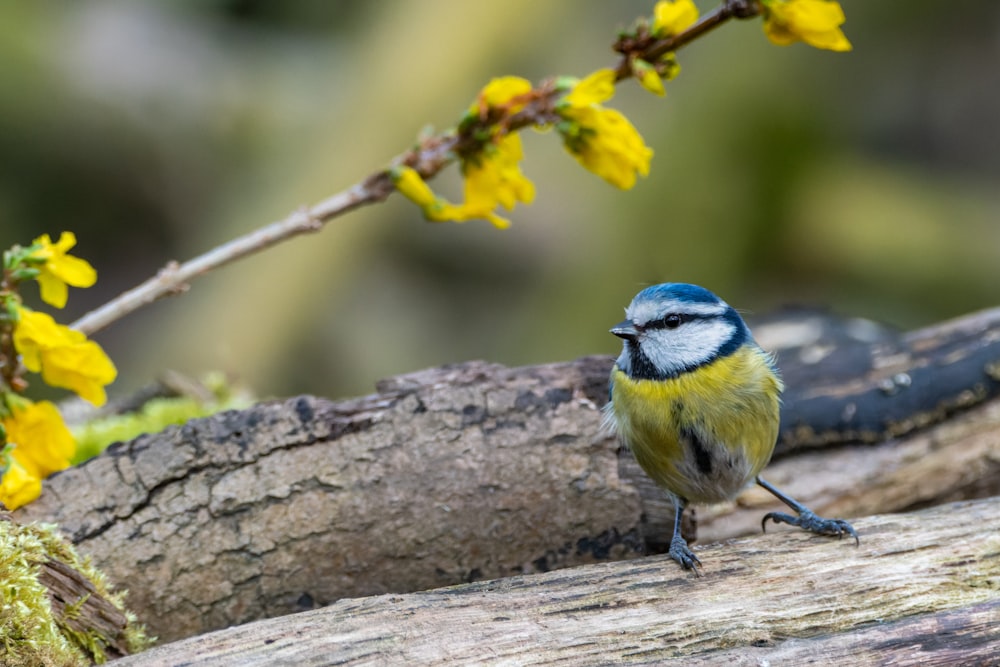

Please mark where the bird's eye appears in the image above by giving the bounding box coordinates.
[664,314,683,329]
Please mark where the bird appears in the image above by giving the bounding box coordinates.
[603,282,858,573]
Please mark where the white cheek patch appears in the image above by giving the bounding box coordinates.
[641,318,736,376]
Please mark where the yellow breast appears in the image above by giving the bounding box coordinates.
[609,345,783,504]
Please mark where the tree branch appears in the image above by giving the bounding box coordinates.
[112,497,1000,666]
[70,178,393,336]
[69,1,761,337]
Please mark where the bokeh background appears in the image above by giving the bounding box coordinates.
[2,1,998,402]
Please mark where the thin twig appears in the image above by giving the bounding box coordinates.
[72,176,394,336]
[613,0,760,80]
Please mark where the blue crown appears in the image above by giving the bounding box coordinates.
[634,283,722,305]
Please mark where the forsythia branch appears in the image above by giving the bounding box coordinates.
[70,0,848,337]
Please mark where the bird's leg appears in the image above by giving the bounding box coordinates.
[756,477,859,545]
[668,497,702,574]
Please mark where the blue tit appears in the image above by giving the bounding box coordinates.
[604,283,858,573]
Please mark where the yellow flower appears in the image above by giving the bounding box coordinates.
[562,106,653,189]
[395,75,540,228]
[393,166,438,209]
[635,0,690,100]
[29,232,97,309]
[0,457,42,510]
[557,70,654,190]
[633,59,666,97]
[561,68,617,108]
[653,0,699,37]
[392,166,465,223]
[392,140,535,231]
[2,400,75,480]
[0,399,75,509]
[462,133,536,222]
[761,0,852,52]
[13,309,117,406]
[474,76,533,114]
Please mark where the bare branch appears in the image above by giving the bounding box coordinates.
[71,177,393,336]
[69,2,758,337]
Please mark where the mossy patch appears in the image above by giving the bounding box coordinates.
[0,515,152,665]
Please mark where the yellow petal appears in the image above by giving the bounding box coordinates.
[561,107,653,190]
[3,400,75,479]
[40,341,118,407]
[0,459,42,510]
[51,230,77,253]
[763,0,852,52]
[31,231,65,254]
[634,60,666,97]
[424,201,467,223]
[653,0,699,36]
[30,231,97,308]
[464,134,535,212]
[476,76,533,112]
[483,211,512,230]
[562,69,617,107]
[494,131,526,163]
[45,252,97,288]
[36,271,70,309]
[13,309,82,372]
[12,309,116,406]
[763,20,797,46]
[392,166,438,208]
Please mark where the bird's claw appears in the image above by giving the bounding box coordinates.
[762,509,860,546]
[668,534,703,575]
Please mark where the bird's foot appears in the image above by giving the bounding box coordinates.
[762,508,859,546]
[668,533,703,575]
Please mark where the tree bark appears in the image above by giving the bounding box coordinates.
[113,497,1000,666]
[18,359,643,644]
[14,307,1000,644]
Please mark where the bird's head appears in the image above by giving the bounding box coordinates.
[611,283,751,380]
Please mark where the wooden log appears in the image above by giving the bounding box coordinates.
[755,304,1000,452]
[18,360,646,644]
[15,308,1000,643]
[113,497,1000,666]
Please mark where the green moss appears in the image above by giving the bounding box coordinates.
[0,519,152,664]
[71,373,253,464]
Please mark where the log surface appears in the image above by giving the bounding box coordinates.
[20,359,644,643]
[115,497,1000,666]
[15,308,1000,643]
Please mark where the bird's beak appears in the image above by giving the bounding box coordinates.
[610,319,640,340]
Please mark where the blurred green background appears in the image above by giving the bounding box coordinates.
[2,1,998,401]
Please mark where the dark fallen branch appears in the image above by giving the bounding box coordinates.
[754,304,1000,452]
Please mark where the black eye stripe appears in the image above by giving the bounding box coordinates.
[643,312,709,330]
